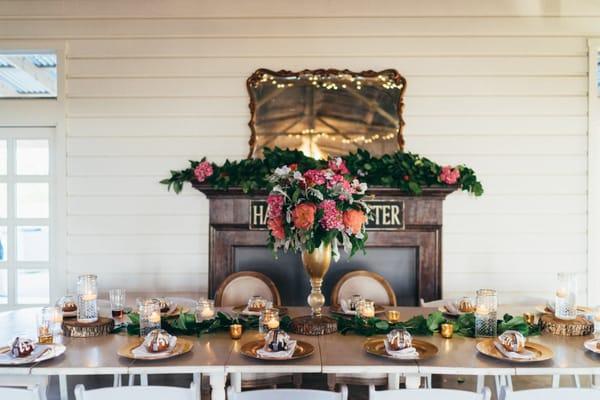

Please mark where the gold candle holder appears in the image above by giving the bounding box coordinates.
[523,312,535,325]
[440,323,454,338]
[229,324,243,340]
[386,310,400,323]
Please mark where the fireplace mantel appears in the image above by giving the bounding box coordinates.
[194,184,457,305]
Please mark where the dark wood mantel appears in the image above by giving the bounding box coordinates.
[194,184,457,304]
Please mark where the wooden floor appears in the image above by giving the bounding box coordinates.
[46,373,587,400]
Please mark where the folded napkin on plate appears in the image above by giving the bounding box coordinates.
[132,336,177,359]
[384,340,419,359]
[444,301,459,314]
[494,341,534,360]
[0,344,50,364]
[545,301,555,313]
[256,340,297,359]
[242,301,273,316]
[340,299,357,315]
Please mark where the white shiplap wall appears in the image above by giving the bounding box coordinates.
[0,0,594,302]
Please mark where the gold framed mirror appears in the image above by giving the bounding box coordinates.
[247,68,406,159]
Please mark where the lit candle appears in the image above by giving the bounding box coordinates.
[266,318,280,330]
[149,311,161,324]
[556,287,568,298]
[200,308,215,318]
[476,304,489,315]
[82,293,97,301]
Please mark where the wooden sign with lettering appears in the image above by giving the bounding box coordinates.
[250,200,404,230]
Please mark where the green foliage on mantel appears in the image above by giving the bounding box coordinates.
[160,147,483,196]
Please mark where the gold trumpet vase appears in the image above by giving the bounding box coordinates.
[290,242,338,335]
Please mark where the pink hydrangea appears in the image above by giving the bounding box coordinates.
[319,199,343,230]
[439,166,460,185]
[328,157,350,175]
[267,194,284,219]
[194,161,213,183]
[326,174,353,192]
[304,169,326,186]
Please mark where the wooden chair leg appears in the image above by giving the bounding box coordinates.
[327,374,337,391]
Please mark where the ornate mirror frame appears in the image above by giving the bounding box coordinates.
[246,68,407,159]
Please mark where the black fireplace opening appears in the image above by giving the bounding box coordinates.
[234,246,418,306]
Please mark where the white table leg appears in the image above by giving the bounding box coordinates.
[552,374,560,388]
[128,374,135,386]
[209,372,226,400]
[231,372,242,392]
[592,375,600,389]
[404,374,420,389]
[59,375,68,400]
[387,373,400,390]
[113,374,121,387]
[573,375,581,388]
[140,373,148,386]
[476,375,484,393]
[193,373,201,400]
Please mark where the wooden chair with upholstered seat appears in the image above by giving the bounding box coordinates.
[328,270,397,390]
[215,271,299,389]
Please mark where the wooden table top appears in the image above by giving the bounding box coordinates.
[1,305,599,376]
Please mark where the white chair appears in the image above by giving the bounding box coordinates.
[501,387,600,399]
[369,385,491,400]
[227,385,348,400]
[0,385,42,400]
[0,375,48,400]
[74,382,196,400]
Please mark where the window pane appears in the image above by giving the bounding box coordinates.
[17,226,48,262]
[16,183,48,218]
[0,183,6,218]
[17,269,49,304]
[0,140,6,175]
[0,226,6,262]
[0,269,6,304]
[16,140,49,175]
[0,53,57,99]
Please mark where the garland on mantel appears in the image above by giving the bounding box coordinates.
[160,147,483,196]
[114,311,538,338]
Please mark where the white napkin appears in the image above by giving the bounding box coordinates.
[131,336,177,359]
[545,300,555,313]
[444,301,460,315]
[494,340,535,360]
[384,340,419,359]
[0,344,50,365]
[340,299,357,315]
[256,340,297,359]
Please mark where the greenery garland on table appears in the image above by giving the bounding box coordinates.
[160,147,483,196]
[114,311,538,338]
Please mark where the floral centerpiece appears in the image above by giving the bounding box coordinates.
[266,157,370,261]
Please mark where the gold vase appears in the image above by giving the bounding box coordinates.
[302,242,332,317]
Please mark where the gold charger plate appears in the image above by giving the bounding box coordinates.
[232,305,288,316]
[117,337,193,360]
[476,338,553,363]
[329,304,386,316]
[161,305,190,318]
[364,338,438,361]
[240,339,314,360]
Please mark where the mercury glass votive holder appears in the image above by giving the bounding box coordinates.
[475,289,497,338]
[555,272,577,320]
[440,323,454,338]
[138,298,161,336]
[77,274,98,323]
[259,308,280,333]
[357,299,375,319]
[229,324,243,339]
[386,310,400,323]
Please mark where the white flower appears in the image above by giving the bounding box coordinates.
[293,171,304,181]
[274,166,291,176]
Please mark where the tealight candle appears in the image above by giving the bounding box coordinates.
[357,299,375,318]
[149,311,161,324]
[266,318,280,330]
[556,287,568,298]
[386,310,400,323]
[229,324,243,340]
[196,299,216,321]
[259,309,280,333]
[440,323,454,338]
[138,298,162,336]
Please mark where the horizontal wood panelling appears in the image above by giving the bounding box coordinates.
[445,253,587,273]
[67,196,209,216]
[444,214,586,234]
[68,254,207,273]
[68,234,208,254]
[444,195,586,215]
[68,216,207,235]
[65,272,208,293]
[444,232,586,253]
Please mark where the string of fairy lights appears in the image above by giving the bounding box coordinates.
[286,129,397,145]
[254,72,403,91]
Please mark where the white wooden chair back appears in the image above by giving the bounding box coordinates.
[369,386,491,400]
[0,385,42,400]
[227,386,348,400]
[74,382,196,400]
[501,387,600,400]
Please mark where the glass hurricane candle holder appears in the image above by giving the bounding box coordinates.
[259,308,280,333]
[138,298,161,336]
[77,274,98,323]
[475,289,497,337]
[109,288,126,319]
[38,306,62,344]
[350,294,362,311]
[555,272,577,320]
[195,299,215,322]
[357,299,375,318]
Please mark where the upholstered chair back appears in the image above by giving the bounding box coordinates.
[215,271,281,307]
[331,270,397,306]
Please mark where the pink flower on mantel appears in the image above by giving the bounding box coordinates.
[194,161,213,183]
[303,169,327,186]
[267,194,284,219]
[439,166,460,185]
[328,157,350,175]
[319,199,344,231]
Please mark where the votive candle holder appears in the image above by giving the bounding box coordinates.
[138,298,161,336]
[475,289,497,338]
[77,274,98,323]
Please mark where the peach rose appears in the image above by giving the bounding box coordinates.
[343,209,367,235]
[267,217,286,240]
[292,202,317,230]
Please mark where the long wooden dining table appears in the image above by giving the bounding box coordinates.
[1,306,600,400]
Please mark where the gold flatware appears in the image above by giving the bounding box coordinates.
[0,346,10,354]
[476,338,553,363]
[240,339,314,360]
[117,337,193,360]
[364,338,438,361]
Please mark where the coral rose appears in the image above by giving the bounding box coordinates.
[343,209,367,235]
[292,202,317,230]
[267,217,286,240]
[439,166,460,185]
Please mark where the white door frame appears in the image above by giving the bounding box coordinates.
[588,38,600,306]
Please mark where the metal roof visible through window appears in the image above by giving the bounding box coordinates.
[0,53,57,98]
